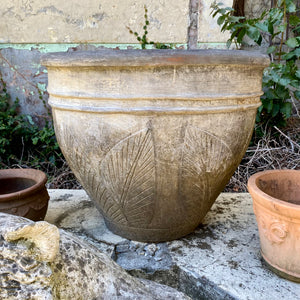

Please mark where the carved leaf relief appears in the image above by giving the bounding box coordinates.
[181,126,233,215]
[100,129,156,227]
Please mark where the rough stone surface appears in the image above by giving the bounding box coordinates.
[46,190,300,300]
[0,212,190,300]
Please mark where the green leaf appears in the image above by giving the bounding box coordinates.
[263,99,273,113]
[276,85,290,99]
[282,51,296,60]
[217,15,226,26]
[286,2,296,13]
[278,77,292,86]
[289,15,300,27]
[246,26,261,42]
[268,22,274,35]
[32,137,39,145]
[226,39,232,49]
[294,91,300,100]
[277,24,287,33]
[280,102,292,119]
[228,16,245,23]
[272,103,280,117]
[267,45,276,54]
[255,22,268,32]
[237,27,246,44]
[294,48,300,57]
[286,37,299,48]
[27,115,35,125]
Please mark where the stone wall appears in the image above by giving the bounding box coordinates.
[0,0,268,123]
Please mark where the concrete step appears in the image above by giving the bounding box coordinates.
[45,190,300,300]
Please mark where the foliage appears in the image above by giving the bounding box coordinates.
[127,5,174,49]
[211,0,300,128]
[0,79,62,170]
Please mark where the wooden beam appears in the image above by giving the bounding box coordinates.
[233,0,245,16]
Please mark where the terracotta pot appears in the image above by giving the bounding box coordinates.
[248,169,300,282]
[42,49,269,242]
[0,169,49,221]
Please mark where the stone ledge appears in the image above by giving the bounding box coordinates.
[45,190,300,299]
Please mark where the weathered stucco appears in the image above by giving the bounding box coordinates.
[0,0,189,43]
[198,0,233,44]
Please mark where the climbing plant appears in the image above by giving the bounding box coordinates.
[211,0,300,128]
[127,5,175,49]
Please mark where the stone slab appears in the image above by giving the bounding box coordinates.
[45,190,300,299]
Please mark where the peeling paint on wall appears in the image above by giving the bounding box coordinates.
[0,48,49,126]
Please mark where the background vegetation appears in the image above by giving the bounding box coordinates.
[211,0,300,190]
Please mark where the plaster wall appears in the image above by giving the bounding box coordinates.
[0,0,268,123]
[0,0,189,44]
[198,0,233,45]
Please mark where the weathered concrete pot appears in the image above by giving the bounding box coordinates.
[248,170,300,282]
[0,169,49,221]
[43,49,269,242]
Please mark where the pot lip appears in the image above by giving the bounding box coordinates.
[41,49,270,68]
[247,169,300,211]
[0,168,47,201]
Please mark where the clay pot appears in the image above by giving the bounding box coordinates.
[248,169,300,282]
[42,49,268,242]
[0,169,49,221]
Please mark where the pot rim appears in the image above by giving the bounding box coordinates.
[248,169,300,213]
[0,168,47,202]
[41,49,270,68]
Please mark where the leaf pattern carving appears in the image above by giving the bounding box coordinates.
[56,126,101,201]
[181,126,233,218]
[99,129,156,227]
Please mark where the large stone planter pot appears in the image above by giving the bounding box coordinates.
[248,170,300,282]
[42,49,269,242]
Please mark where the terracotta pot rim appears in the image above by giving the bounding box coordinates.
[0,168,47,201]
[248,169,300,211]
[41,49,270,68]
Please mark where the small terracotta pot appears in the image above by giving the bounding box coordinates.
[248,169,300,282]
[0,169,49,221]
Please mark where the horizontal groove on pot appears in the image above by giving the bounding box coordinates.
[49,102,261,115]
[48,92,264,101]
